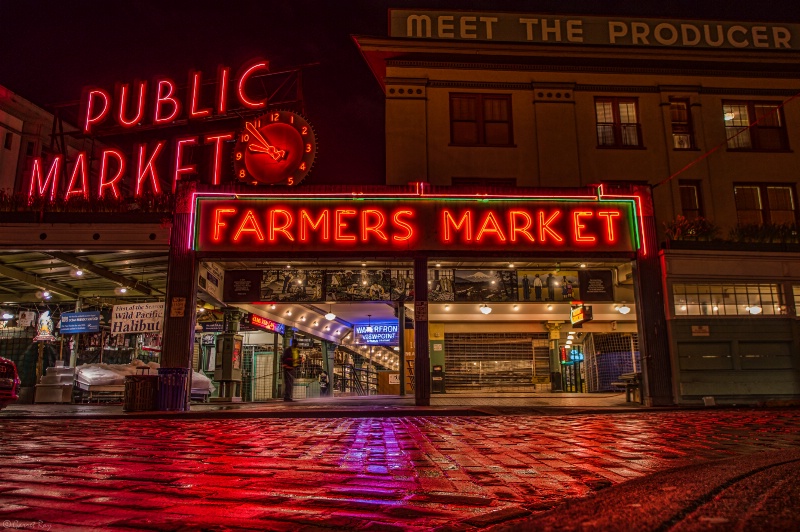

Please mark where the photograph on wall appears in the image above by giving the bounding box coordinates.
[326,269,392,301]
[428,269,454,301]
[518,270,580,302]
[260,269,324,302]
[454,270,517,301]
[391,269,414,301]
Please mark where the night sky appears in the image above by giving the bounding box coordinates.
[2,0,798,186]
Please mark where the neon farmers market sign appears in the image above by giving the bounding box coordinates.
[191,186,646,255]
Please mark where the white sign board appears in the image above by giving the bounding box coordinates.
[198,261,225,301]
[111,302,165,334]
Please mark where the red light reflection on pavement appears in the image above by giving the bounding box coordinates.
[0,410,798,529]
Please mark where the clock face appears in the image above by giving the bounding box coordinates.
[233,111,316,186]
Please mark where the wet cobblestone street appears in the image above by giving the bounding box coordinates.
[1,409,799,530]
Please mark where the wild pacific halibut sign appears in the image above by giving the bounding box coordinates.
[111,302,164,334]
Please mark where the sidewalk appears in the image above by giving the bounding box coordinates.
[0,391,651,420]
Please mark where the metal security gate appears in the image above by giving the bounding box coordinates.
[444,333,550,392]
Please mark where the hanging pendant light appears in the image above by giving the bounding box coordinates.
[480,304,492,315]
[324,304,336,321]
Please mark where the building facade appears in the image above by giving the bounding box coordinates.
[354,10,800,404]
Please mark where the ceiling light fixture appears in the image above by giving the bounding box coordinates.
[270,304,276,310]
[444,304,450,311]
[2,312,13,320]
[365,314,373,333]
[286,310,292,316]
[617,304,631,315]
[513,304,519,311]
[480,304,492,315]
[547,305,553,311]
[747,305,763,315]
[75,269,83,276]
[324,305,336,321]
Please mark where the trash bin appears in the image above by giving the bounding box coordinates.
[123,374,159,412]
[432,365,445,394]
[157,368,192,411]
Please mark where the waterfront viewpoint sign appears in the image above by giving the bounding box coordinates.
[192,188,644,255]
[389,10,800,51]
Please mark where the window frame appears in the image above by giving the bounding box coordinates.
[3,132,12,150]
[678,180,704,220]
[733,183,798,226]
[669,98,695,150]
[594,97,644,149]
[722,100,789,152]
[672,282,786,317]
[449,93,514,147]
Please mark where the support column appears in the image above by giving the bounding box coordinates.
[397,301,405,396]
[159,181,199,410]
[634,186,673,406]
[413,256,430,406]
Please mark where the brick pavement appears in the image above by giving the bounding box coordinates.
[0,409,798,531]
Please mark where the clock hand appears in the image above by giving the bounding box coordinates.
[246,122,287,161]
[248,143,286,160]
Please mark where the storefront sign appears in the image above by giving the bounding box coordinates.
[577,270,614,301]
[60,311,101,334]
[691,325,710,337]
[26,57,318,202]
[570,304,593,326]
[247,313,286,335]
[390,10,800,50]
[111,302,164,334]
[354,322,399,346]
[193,190,641,255]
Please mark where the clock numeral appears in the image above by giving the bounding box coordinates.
[239,169,246,178]
[299,163,306,171]
[241,134,249,142]
[305,144,312,153]
[235,152,243,160]
[271,112,280,122]
[288,177,295,185]
[301,127,308,135]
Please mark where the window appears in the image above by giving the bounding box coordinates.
[595,97,642,148]
[25,141,35,157]
[723,101,788,151]
[673,283,785,316]
[679,181,703,220]
[734,184,797,225]
[3,132,12,150]
[450,93,513,146]
[669,98,694,149]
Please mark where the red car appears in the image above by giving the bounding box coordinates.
[0,356,20,410]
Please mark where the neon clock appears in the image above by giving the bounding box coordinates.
[233,111,316,186]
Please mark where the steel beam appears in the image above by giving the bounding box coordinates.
[0,263,79,299]
[45,251,162,296]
